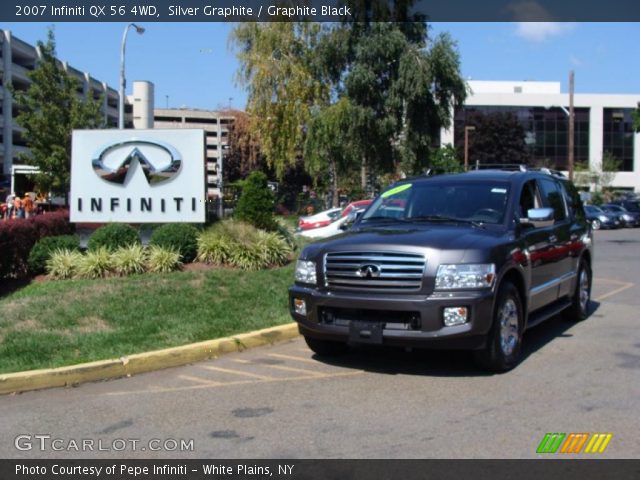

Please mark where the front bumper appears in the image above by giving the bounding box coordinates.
[289,285,496,350]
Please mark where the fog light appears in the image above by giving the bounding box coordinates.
[443,307,468,326]
[294,298,307,316]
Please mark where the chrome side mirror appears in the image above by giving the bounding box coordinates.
[520,207,555,229]
[339,210,363,231]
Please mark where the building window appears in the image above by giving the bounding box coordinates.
[603,108,634,172]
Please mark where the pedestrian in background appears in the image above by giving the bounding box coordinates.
[24,195,34,219]
[4,192,14,220]
[13,195,24,219]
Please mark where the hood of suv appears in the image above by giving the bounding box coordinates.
[304,224,507,257]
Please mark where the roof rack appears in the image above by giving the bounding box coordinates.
[472,162,566,177]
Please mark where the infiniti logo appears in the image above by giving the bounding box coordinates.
[92,139,182,185]
[356,264,381,278]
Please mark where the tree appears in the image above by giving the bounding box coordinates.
[11,29,104,202]
[573,152,621,194]
[633,105,640,133]
[456,111,529,166]
[234,171,277,231]
[222,109,267,183]
[304,98,360,206]
[231,23,329,178]
[429,145,463,174]
[315,5,467,187]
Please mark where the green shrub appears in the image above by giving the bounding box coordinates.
[197,232,233,265]
[28,235,80,275]
[234,171,278,231]
[146,246,182,273]
[149,223,199,263]
[77,247,113,279]
[46,249,83,280]
[197,220,292,270]
[112,245,147,276]
[88,224,140,251]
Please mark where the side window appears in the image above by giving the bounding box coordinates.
[558,180,585,220]
[518,180,539,218]
[538,178,567,222]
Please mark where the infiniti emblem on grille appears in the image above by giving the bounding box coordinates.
[357,264,381,278]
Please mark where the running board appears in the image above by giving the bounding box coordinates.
[526,298,572,329]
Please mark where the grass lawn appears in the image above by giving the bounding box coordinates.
[0,262,295,374]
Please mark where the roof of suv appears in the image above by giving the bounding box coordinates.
[402,168,566,186]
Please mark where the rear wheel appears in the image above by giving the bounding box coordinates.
[474,281,523,372]
[564,259,591,322]
[304,336,348,356]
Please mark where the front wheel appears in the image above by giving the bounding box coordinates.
[474,281,524,372]
[304,336,348,356]
[564,259,591,322]
[591,219,601,230]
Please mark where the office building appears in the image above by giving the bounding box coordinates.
[442,81,640,191]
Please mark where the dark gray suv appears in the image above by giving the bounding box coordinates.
[289,169,593,372]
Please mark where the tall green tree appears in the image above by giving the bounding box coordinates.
[231,23,329,178]
[11,29,104,201]
[315,2,467,187]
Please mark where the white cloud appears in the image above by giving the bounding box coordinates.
[515,22,576,43]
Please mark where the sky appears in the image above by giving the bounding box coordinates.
[3,22,639,111]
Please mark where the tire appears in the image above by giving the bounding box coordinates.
[591,219,601,230]
[564,259,591,322]
[474,281,524,373]
[304,336,348,356]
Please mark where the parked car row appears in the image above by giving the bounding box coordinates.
[584,203,640,230]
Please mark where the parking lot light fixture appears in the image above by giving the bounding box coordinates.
[119,23,145,129]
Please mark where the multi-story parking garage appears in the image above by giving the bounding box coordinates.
[1,29,122,177]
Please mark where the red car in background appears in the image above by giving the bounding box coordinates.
[340,199,373,218]
[297,207,342,231]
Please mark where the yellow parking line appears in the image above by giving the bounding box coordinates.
[200,365,274,380]
[105,370,364,396]
[594,277,632,285]
[595,282,634,302]
[262,364,326,377]
[267,353,319,364]
[178,375,222,386]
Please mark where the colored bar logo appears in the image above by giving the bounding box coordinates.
[537,433,613,454]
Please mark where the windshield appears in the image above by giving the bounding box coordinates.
[361,181,511,225]
[585,206,603,213]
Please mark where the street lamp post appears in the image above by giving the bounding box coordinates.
[464,125,476,171]
[119,23,145,129]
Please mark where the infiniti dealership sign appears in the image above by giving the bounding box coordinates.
[71,129,206,223]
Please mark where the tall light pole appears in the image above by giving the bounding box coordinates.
[464,125,476,171]
[568,70,575,181]
[119,23,145,129]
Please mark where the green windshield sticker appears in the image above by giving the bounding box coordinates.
[381,183,412,198]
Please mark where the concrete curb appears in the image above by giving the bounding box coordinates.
[0,323,300,395]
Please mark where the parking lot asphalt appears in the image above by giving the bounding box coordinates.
[1,228,639,459]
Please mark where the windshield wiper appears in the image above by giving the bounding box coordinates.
[407,215,486,228]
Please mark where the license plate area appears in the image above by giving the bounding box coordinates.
[349,321,383,344]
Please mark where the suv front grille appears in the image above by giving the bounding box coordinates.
[324,251,426,291]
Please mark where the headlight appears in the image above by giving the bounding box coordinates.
[435,264,496,290]
[295,260,317,285]
[598,215,608,221]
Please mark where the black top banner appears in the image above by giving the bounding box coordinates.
[2,459,640,480]
[2,0,640,22]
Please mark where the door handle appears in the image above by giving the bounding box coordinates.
[549,235,558,243]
